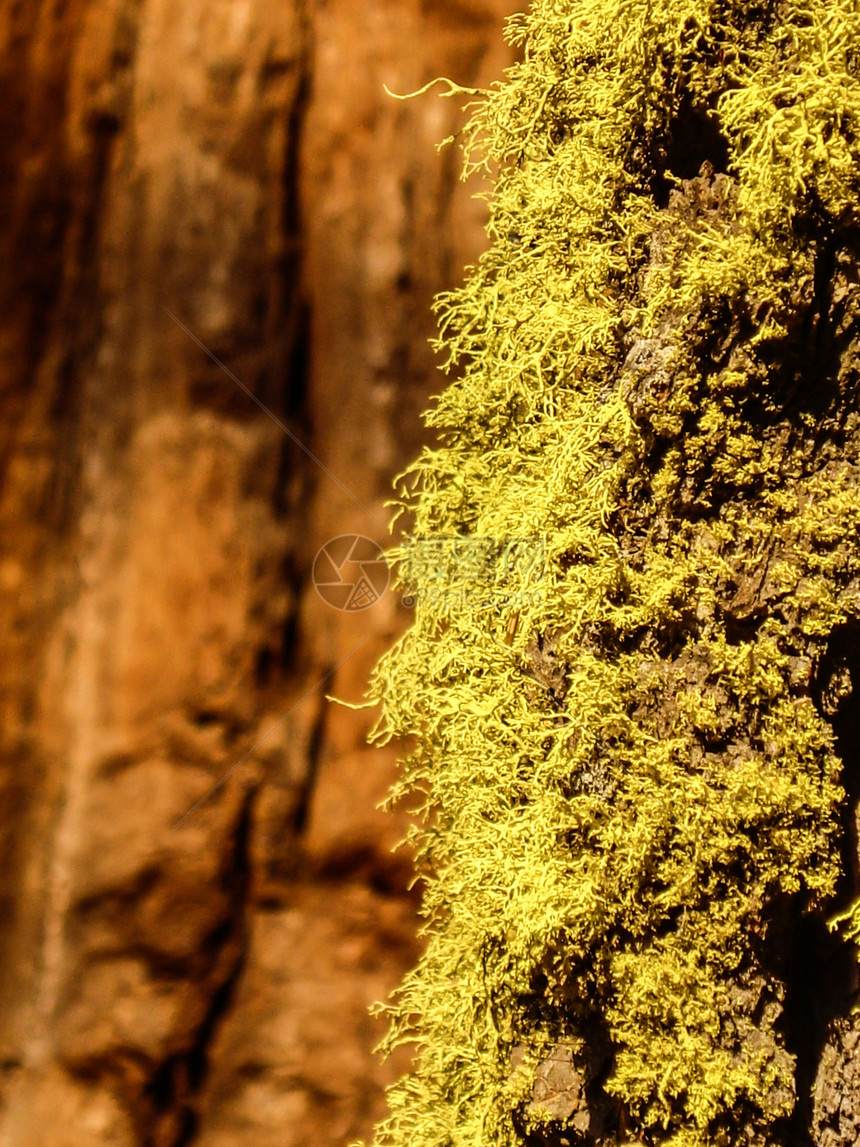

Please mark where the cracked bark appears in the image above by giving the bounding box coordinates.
[513,157,860,1147]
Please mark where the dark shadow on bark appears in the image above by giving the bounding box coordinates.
[774,620,860,1144]
[650,99,730,208]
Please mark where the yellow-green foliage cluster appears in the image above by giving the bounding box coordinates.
[364,3,860,1145]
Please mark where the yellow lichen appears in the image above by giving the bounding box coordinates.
[359,2,860,1145]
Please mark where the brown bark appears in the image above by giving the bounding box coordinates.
[500,163,860,1147]
[0,2,516,1144]
[612,164,860,1147]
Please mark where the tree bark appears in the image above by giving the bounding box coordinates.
[0,2,515,1145]
[359,5,860,1146]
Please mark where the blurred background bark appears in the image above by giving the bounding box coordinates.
[0,2,517,1143]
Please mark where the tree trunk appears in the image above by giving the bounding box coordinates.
[0,2,514,1145]
[364,3,860,1146]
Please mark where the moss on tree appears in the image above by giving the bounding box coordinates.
[363,3,860,1145]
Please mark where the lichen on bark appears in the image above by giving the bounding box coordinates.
[363,3,860,1146]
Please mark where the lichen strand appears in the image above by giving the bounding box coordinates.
[364,3,860,1146]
